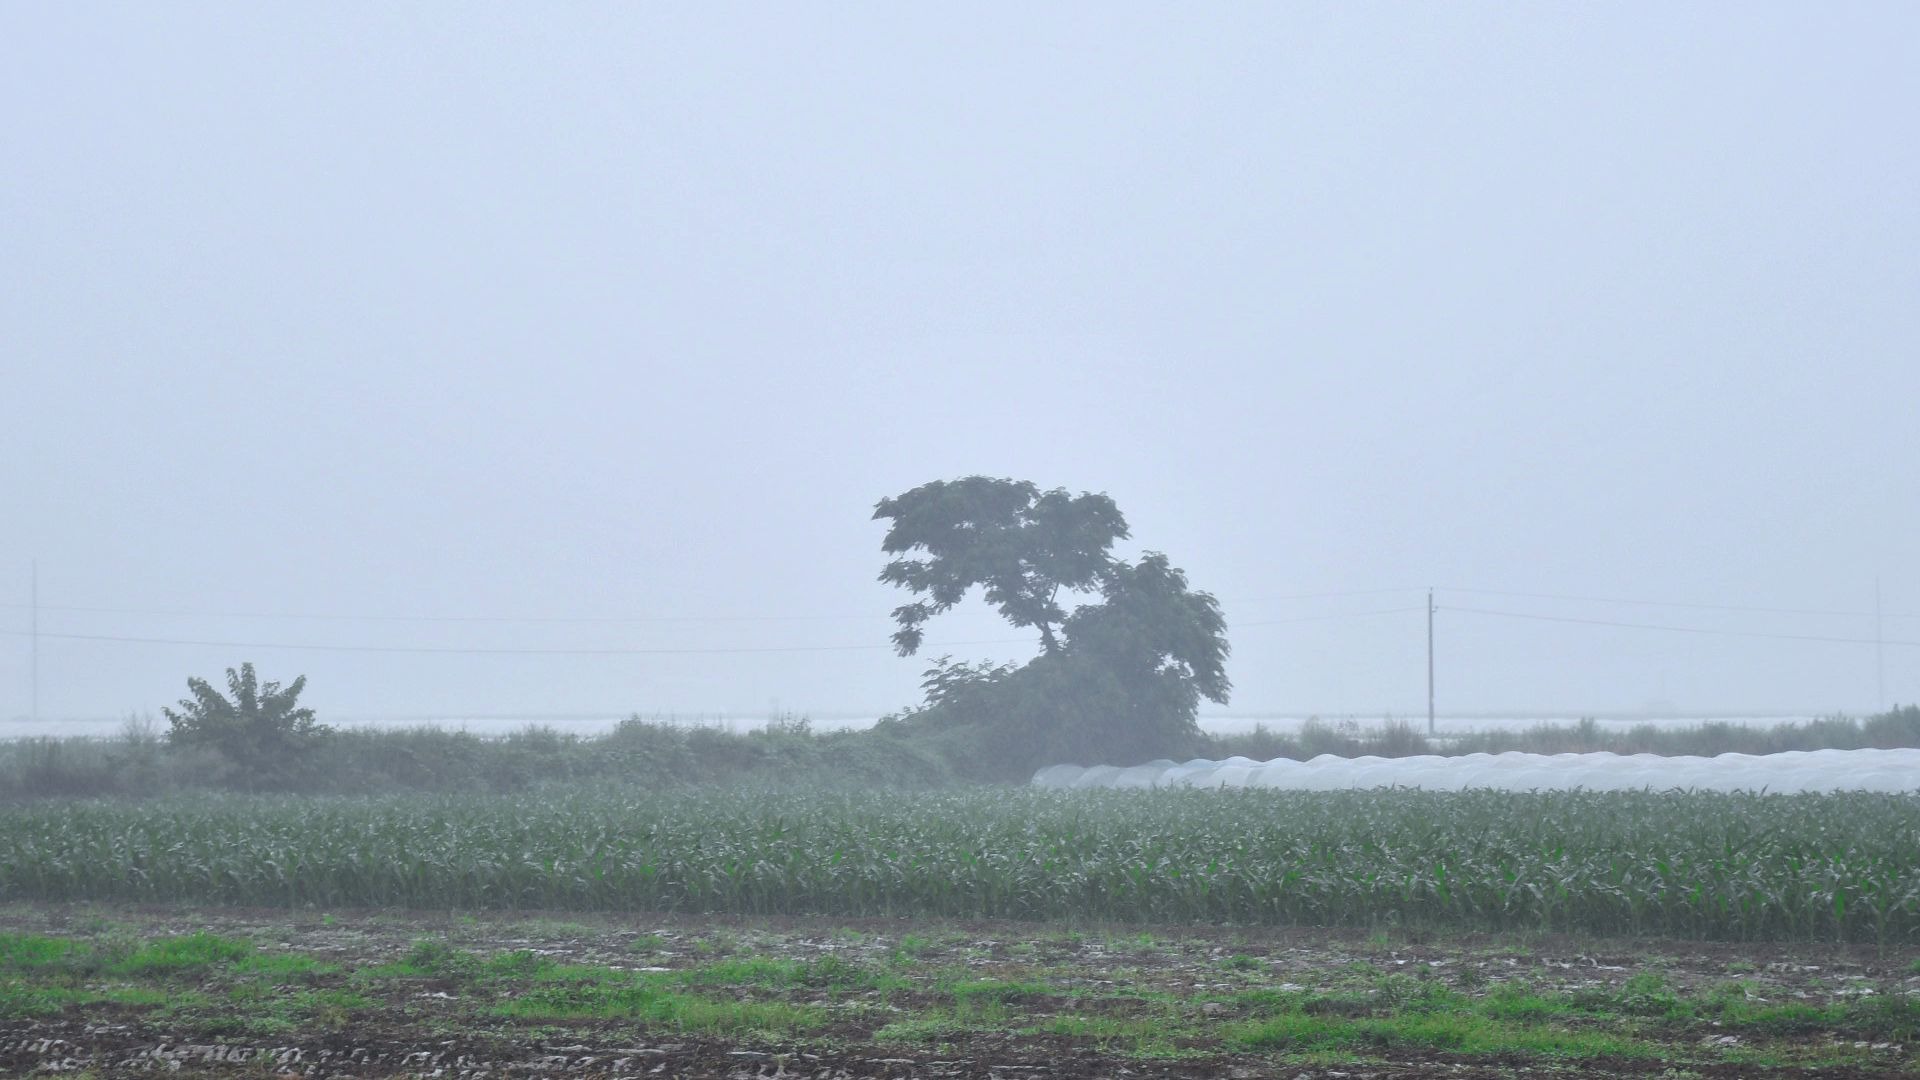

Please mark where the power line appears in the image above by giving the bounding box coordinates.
[1236,605,1428,627]
[1231,587,1427,604]
[1448,605,1920,648]
[0,628,1033,657]
[0,601,888,624]
[1440,586,1918,621]
[6,585,1908,626]
[0,605,1419,655]
[0,587,1426,626]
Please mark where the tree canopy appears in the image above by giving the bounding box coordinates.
[874,477,1229,776]
[873,477,1129,657]
[164,662,331,784]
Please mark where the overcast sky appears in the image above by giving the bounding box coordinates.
[3,4,1917,726]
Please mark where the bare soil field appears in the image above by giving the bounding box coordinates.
[2,905,1915,1079]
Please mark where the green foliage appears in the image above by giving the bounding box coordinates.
[0,715,955,799]
[111,932,254,977]
[0,930,253,978]
[163,662,330,785]
[7,787,1920,943]
[12,707,1920,801]
[400,938,476,978]
[875,476,1230,776]
[1204,707,1920,761]
[1223,1008,1648,1058]
[6,921,1920,1068]
[874,477,1130,656]
[0,932,86,973]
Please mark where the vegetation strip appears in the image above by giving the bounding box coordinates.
[7,707,1917,801]
[5,787,1920,942]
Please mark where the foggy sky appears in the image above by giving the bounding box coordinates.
[3,4,1917,725]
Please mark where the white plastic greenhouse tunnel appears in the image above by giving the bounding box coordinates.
[1031,748,1920,793]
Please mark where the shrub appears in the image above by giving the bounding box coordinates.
[163,662,331,787]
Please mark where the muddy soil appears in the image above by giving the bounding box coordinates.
[2,905,1914,1079]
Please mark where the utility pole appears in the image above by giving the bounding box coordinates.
[1427,588,1435,736]
[1876,577,1885,712]
[29,560,38,726]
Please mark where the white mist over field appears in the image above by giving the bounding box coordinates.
[1037,749,1920,794]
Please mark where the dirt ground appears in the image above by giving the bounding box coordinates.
[2,904,1915,1079]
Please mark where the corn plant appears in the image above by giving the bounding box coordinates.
[2,789,1918,943]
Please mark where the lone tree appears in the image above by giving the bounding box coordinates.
[874,477,1229,776]
[164,662,331,784]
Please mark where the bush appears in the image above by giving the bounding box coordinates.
[163,662,331,788]
[882,649,1221,781]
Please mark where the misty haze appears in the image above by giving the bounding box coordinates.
[2,5,1918,1079]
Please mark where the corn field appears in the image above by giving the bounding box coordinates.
[4,788,1919,942]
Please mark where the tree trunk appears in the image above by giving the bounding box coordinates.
[1037,623,1061,656]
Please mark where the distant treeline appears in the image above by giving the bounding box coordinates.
[1207,707,1920,762]
[1,706,1916,801]
[0,716,949,800]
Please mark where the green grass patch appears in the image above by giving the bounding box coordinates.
[496,977,824,1035]
[480,948,553,979]
[0,978,190,1017]
[874,1012,968,1044]
[1837,993,1920,1042]
[941,976,1051,1005]
[875,995,1015,1043]
[1227,1010,1650,1058]
[1027,1013,1194,1058]
[677,957,806,987]
[676,955,898,993]
[352,938,478,982]
[245,988,375,1034]
[2,931,257,980]
[1478,983,1580,1023]
[108,932,253,977]
[0,932,86,973]
[398,938,474,977]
